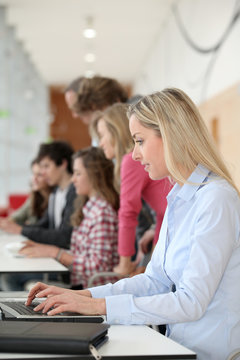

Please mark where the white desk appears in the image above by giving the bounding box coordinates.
[0,234,68,274]
[98,325,196,359]
[0,292,196,359]
[0,326,196,359]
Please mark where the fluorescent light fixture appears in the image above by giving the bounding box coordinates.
[84,53,96,63]
[83,16,97,38]
[83,28,96,39]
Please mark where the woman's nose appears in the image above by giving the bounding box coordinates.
[132,145,141,162]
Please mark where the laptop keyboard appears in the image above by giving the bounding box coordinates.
[0,301,104,322]
[3,302,43,315]
[3,301,81,317]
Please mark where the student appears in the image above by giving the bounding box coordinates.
[92,103,171,275]
[20,147,119,289]
[27,89,240,360]
[65,74,140,127]
[68,76,157,273]
[64,77,83,119]
[9,158,52,225]
[0,140,76,249]
[68,75,128,126]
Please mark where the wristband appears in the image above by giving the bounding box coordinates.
[56,248,64,262]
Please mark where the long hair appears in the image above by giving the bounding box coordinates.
[128,88,239,194]
[30,159,52,218]
[30,191,51,218]
[91,103,134,192]
[71,147,119,226]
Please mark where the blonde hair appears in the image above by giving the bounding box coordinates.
[128,88,239,194]
[91,103,134,192]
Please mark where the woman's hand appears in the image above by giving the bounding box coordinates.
[26,282,74,305]
[33,292,106,316]
[19,241,59,258]
[114,256,137,276]
[26,282,92,306]
[0,218,22,234]
[138,228,155,254]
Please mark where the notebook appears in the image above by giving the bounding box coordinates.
[0,298,104,323]
[0,320,109,358]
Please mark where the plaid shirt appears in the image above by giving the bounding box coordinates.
[70,197,119,288]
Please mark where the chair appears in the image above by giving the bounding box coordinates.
[227,349,240,360]
[0,207,8,217]
[87,271,126,288]
[8,193,29,214]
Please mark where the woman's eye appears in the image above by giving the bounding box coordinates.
[136,139,143,145]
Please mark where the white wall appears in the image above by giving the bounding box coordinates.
[0,6,49,206]
[133,0,240,105]
[132,0,240,188]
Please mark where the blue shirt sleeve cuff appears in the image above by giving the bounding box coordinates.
[106,294,133,324]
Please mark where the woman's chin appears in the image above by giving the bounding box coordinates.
[148,172,156,180]
[149,172,164,181]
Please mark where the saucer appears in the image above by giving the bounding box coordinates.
[5,242,25,257]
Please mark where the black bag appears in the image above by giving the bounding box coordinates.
[0,321,109,359]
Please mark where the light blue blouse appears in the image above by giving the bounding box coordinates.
[90,165,240,360]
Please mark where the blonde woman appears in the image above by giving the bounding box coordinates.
[92,103,171,275]
[91,103,133,192]
[26,89,240,360]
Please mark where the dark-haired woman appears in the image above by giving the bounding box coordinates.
[20,147,119,289]
[10,159,52,225]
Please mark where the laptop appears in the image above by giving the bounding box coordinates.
[0,320,109,357]
[0,297,104,323]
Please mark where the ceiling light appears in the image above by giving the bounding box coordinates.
[83,28,96,39]
[84,53,96,63]
[83,16,97,39]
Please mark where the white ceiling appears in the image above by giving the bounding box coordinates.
[0,0,173,86]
